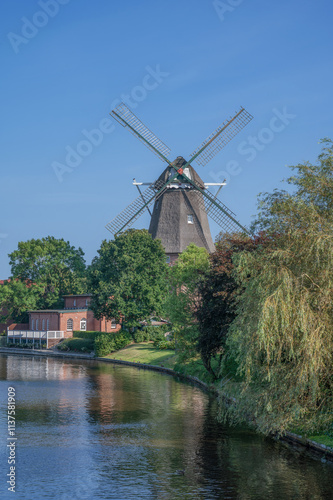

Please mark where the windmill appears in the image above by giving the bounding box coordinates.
[106,103,253,262]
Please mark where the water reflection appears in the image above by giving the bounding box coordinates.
[0,354,331,500]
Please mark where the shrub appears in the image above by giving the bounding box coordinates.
[57,338,94,352]
[94,335,116,357]
[141,324,170,336]
[94,332,133,357]
[154,339,176,350]
[73,331,103,340]
[133,330,150,343]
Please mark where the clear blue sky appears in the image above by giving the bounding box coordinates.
[1,0,332,278]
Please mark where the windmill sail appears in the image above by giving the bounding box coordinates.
[106,104,253,254]
[111,103,171,162]
[189,108,253,167]
[105,176,169,236]
[105,184,156,236]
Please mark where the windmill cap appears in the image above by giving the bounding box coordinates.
[171,156,187,169]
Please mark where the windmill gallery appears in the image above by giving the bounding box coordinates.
[105,103,253,262]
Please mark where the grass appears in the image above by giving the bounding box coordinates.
[306,434,333,449]
[174,356,217,385]
[104,342,177,369]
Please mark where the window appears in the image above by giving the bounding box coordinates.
[183,167,191,179]
[46,319,49,331]
[67,318,73,331]
[80,318,87,331]
[42,319,45,331]
[111,319,117,329]
[73,299,76,307]
[166,256,171,264]
[36,319,39,330]
[187,214,194,224]
[31,319,34,331]
[85,299,89,306]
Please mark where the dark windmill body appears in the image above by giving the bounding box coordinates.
[149,157,215,264]
[106,103,253,262]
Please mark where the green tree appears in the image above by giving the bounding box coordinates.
[165,243,210,360]
[0,236,86,322]
[0,279,43,324]
[88,229,168,328]
[223,139,333,435]
[196,233,267,379]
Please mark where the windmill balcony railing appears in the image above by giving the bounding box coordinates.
[6,330,65,349]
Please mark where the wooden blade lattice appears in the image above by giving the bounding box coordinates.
[105,178,167,236]
[111,103,171,162]
[189,108,253,167]
[188,185,248,234]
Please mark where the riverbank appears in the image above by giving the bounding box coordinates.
[1,345,332,461]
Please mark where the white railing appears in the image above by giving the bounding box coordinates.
[7,330,64,348]
[47,331,64,339]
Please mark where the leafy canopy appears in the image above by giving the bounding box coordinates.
[196,232,268,380]
[165,243,210,360]
[0,236,86,322]
[223,139,333,435]
[88,229,168,327]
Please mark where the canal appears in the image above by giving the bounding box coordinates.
[0,354,332,499]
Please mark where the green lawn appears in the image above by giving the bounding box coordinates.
[306,434,333,449]
[104,342,177,369]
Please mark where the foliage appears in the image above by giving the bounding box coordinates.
[73,331,104,340]
[141,324,170,335]
[153,339,175,350]
[0,237,86,323]
[196,232,270,379]
[223,139,333,435]
[165,243,210,360]
[133,324,171,343]
[88,230,168,328]
[0,279,44,323]
[133,330,151,343]
[57,338,94,352]
[94,332,133,357]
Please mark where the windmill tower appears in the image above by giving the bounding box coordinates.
[106,103,253,261]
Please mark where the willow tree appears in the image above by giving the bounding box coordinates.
[223,139,333,435]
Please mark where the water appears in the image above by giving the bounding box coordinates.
[0,354,332,500]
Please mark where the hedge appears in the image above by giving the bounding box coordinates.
[94,332,133,357]
[73,331,105,340]
[57,338,95,353]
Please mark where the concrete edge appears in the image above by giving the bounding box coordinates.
[1,347,332,460]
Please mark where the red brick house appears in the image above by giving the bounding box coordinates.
[28,294,121,335]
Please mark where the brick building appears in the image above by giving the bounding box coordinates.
[28,294,120,336]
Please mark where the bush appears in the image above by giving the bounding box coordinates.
[133,330,150,343]
[142,324,170,336]
[94,331,133,357]
[57,338,94,352]
[154,339,175,350]
[73,331,104,340]
[94,334,115,356]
